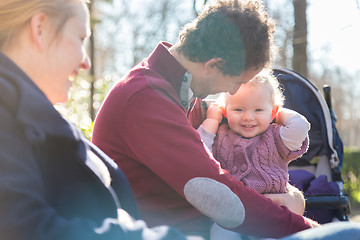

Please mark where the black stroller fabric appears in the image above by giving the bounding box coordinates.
[289,169,339,223]
[272,68,349,224]
[272,68,343,169]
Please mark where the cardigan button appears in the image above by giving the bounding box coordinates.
[240,163,247,172]
[182,75,188,82]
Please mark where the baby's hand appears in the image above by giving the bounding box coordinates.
[206,104,224,124]
[275,107,297,125]
[201,104,224,134]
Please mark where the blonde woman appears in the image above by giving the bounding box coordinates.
[0,1,185,239]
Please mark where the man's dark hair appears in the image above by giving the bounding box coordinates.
[178,0,275,76]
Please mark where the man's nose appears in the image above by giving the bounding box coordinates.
[229,83,241,95]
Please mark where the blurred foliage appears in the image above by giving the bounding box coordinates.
[55,72,119,140]
[342,147,360,208]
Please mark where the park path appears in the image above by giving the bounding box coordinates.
[350,206,360,223]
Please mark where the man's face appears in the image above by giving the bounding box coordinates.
[190,67,261,99]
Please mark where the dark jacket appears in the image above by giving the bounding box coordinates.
[0,51,185,240]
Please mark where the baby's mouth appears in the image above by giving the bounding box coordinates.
[242,124,256,128]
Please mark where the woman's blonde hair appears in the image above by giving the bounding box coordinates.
[0,0,89,50]
[219,68,284,108]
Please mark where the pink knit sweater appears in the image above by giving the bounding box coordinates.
[213,123,309,194]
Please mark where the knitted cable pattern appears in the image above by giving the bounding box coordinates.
[213,123,309,193]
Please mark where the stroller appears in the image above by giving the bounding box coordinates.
[272,68,351,224]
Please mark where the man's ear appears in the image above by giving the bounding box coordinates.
[30,12,47,51]
[204,58,224,74]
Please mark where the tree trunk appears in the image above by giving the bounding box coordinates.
[292,0,308,77]
[88,1,96,121]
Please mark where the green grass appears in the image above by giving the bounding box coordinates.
[342,147,360,207]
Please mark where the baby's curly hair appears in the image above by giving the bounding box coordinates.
[246,68,284,107]
[178,0,276,76]
[219,68,284,108]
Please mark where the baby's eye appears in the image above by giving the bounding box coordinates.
[255,108,263,112]
[234,108,243,112]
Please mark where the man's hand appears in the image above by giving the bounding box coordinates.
[305,217,321,228]
[264,184,305,216]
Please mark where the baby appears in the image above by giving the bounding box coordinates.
[198,69,311,240]
[199,69,310,195]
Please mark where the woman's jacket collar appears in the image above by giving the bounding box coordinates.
[0,51,81,142]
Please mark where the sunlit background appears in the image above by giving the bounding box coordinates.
[306,0,360,75]
[60,0,360,145]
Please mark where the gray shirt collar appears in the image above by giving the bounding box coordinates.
[180,72,194,109]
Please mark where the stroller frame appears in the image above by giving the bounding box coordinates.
[273,68,351,222]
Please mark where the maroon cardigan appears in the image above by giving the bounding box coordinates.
[92,42,311,238]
